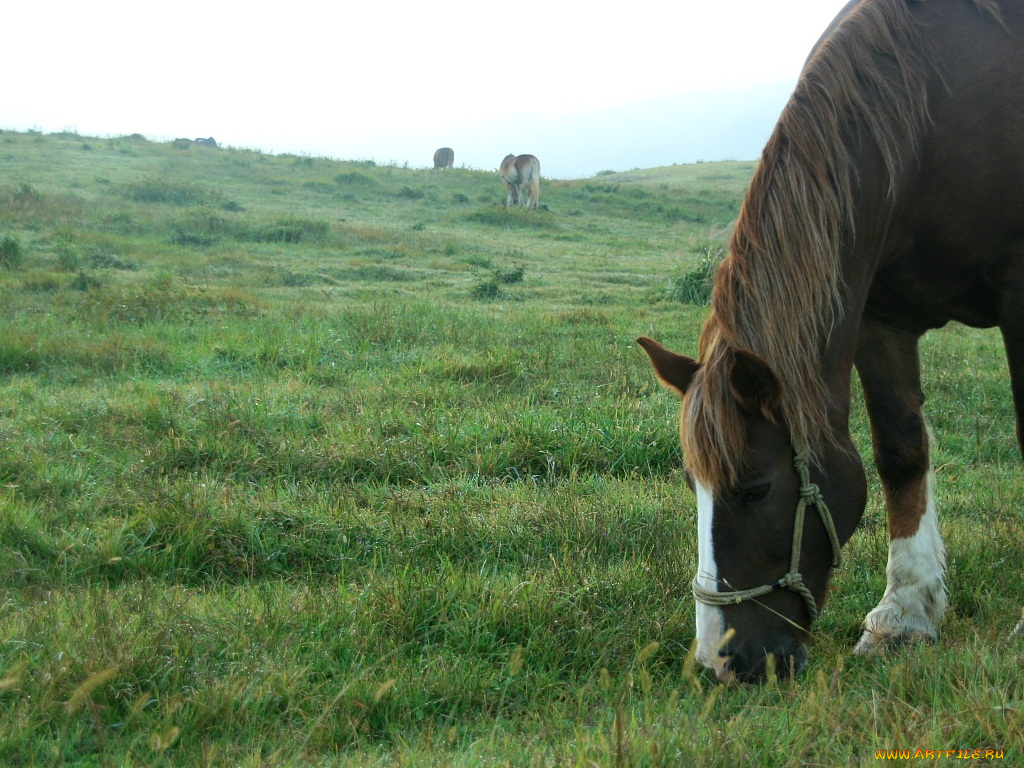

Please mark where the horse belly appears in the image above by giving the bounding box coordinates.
[865,259,1001,331]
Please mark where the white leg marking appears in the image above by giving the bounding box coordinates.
[855,470,947,654]
[695,481,729,677]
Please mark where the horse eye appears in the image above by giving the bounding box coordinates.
[741,483,771,504]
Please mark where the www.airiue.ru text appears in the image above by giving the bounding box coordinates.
[874,749,1005,760]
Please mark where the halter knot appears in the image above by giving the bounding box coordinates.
[776,572,804,591]
[799,482,823,506]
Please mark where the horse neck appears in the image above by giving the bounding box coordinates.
[714,183,895,458]
[821,179,907,437]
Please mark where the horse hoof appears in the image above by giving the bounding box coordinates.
[854,627,937,655]
[853,630,888,656]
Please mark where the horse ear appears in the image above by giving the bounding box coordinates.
[637,337,700,396]
[729,349,782,418]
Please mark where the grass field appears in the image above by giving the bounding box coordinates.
[1,129,1022,766]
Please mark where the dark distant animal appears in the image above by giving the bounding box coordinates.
[638,0,1024,683]
[433,147,454,169]
[194,137,219,148]
[499,154,541,209]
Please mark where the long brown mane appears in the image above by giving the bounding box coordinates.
[682,0,1000,490]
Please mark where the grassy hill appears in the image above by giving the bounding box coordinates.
[1,129,1022,766]
[1,130,745,306]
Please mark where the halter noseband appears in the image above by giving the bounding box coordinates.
[691,450,842,624]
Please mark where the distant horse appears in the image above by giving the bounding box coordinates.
[500,154,541,209]
[433,147,454,169]
[639,0,1024,683]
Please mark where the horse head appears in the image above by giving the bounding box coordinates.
[638,336,866,682]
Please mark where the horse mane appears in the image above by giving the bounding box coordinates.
[682,0,999,490]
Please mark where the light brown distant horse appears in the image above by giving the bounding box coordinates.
[433,147,454,169]
[499,153,541,209]
[639,0,1024,683]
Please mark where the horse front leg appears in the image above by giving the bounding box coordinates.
[853,316,947,653]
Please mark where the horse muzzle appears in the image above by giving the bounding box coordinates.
[719,639,808,683]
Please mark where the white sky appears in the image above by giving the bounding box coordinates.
[3,1,851,178]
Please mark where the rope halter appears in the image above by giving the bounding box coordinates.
[691,450,843,624]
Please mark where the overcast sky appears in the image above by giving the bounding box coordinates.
[4,1,851,178]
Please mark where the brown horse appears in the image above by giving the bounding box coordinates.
[500,153,541,209]
[639,0,1024,682]
[433,147,454,169]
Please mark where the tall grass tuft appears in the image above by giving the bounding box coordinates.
[669,244,724,304]
[0,234,24,269]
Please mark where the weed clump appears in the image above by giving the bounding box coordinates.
[0,234,24,269]
[472,262,525,299]
[54,236,79,271]
[495,264,525,284]
[471,279,500,300]
[89,252,138,271]
[171,207,238,247]
[669,245,724,305]
[397,186,425,200]
[335,171,375,187]
[123,177,220,206]
[15,182,41,204]
[71,270,101,291]
[252,217,330,244]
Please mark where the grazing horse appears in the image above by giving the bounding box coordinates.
[433,147,454,169]
[638,0,1024,683]
[500,153,541,209]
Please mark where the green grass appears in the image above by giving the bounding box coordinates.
[1,129,1022,766]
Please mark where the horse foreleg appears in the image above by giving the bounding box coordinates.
[853,317,947,654]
